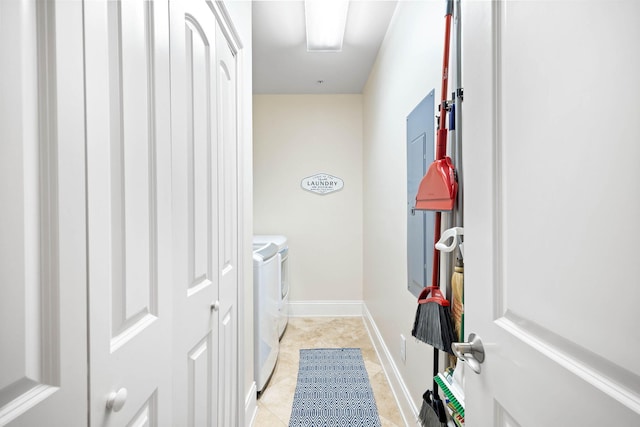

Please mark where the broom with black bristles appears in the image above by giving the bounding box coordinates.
[410,217,455,427]
[412,216,455,425]
[411,281,456,353]
[411,203,456,353]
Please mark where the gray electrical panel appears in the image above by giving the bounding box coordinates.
[407,91,435,297]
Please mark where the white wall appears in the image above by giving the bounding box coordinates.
[362,0,449,410]
[253,95,363,304]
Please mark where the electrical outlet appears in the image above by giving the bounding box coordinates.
[400,334,406,363]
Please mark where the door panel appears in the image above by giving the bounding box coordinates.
[85,0,173,424]
[186,16,215,294]
[127,392,157,427]
[187,335,213,426]
[0,0,58,413]
[462,0,640,425]
[169,1,220,425]
[0,0,87,425]
[216,23,238,427]
[108,0,159,342]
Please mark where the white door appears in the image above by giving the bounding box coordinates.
[0,1,88,425]
[215,21,239,427]
[462,0,640,425]
[84,0,174,424]
[169,1,239,425]
[169,0,221,425]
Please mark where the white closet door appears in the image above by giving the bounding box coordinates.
[215,21,239,427]
[84,0,174,425]
[169,1,240,424]
[0,1,87,425]
[169,1,221,425]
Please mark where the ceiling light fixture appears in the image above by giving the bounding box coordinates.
[304,0,350,52]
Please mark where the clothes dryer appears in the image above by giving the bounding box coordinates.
[252,242,280,392]
[253,235,289,338]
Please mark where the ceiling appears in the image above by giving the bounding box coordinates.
[252,1,398,94]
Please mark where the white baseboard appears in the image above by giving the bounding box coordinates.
[362,304,419,426]
[288,300,363,317]
[245,381,257,427]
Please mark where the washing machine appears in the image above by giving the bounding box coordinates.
[253,235,289,338]
[253,242,280,393]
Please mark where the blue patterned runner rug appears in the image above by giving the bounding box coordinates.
[288,348,381,427]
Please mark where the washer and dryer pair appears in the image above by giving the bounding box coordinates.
[252,235,289,393]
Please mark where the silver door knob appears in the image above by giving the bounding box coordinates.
[106,387,128,412]
[452,333,485,374]
[211,300,220,311]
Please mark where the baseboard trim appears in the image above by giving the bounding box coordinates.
[288,300,363,317]
[362,304,419,426]
[245,381,257,427]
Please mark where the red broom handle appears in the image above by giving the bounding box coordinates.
[431,212,442,287]
[435,9,453,161]
[431,2,453,287]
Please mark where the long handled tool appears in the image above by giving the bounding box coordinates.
[450,0,464,346]
[411,0,456,355]
[435,227,464,344]
[447,0,465,369]
[436,227,464,367]
[413,2,457,425]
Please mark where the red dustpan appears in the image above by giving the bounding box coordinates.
[415,105,458,212]
[415,157,457,211]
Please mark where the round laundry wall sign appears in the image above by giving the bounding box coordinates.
[301,173,344,195]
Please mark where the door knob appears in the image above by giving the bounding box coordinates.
[452,333,485,374]
[106,387,128,412]
[211,300,220,311]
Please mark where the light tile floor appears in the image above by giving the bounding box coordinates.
[254,317,405,427]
